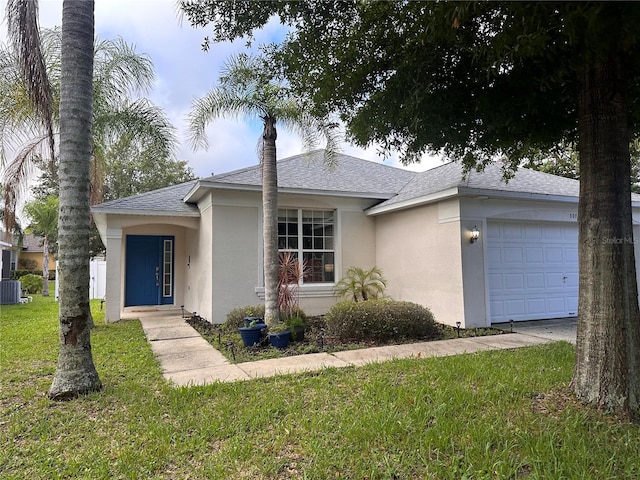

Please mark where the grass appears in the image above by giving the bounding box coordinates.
[1,295,639,479]
[189,314,504,364]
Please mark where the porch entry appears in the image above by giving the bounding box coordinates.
[125,235,174,306]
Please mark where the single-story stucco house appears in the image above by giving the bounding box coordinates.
[92,150,640,328]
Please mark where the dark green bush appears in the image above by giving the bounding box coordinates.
[324,299,439,342]
[20,274,44,294]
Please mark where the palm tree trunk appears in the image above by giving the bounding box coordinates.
[571,53,640,420]
[262,115,280,326]
[48,0,101,399]
[42,237,49,296]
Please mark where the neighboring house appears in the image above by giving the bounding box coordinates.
[92,150,640,328]
[19,234,57,274]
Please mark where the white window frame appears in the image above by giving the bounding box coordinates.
[278,208,335,285]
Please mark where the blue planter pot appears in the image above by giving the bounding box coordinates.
[268,330,291,349]
[238,325,266,347]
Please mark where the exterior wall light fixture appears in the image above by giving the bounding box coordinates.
[470,226,480,244]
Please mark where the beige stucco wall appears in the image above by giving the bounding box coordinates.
[340,209,377,272]
[374,199,465,327]
[210,204,262,323]
[183,193,213,321]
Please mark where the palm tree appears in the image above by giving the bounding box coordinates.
[7,0,102,398]
[334,266,387,302]
[49,0,102,398]
[0,25,177,225]
[188,53,339,327]
[23,196,58,296]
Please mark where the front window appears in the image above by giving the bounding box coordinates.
[278,209,335,283]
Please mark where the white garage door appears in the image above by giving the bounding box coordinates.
[488,221,578,323]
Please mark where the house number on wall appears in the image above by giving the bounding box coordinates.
[569,213,578,220]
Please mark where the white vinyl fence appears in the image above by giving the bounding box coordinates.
[55,257,106,300]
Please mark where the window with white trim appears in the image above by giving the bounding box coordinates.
[278,209,335,283]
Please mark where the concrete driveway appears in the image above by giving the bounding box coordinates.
[493,318,577,344]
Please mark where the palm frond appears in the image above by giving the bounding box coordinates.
[93,98,178,161]
[1,133,50,230]
[187,86,267,151]
[5,0,56,163]
[93,36,155,103]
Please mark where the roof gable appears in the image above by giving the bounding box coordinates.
[198,149,415,197]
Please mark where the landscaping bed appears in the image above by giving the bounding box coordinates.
[186,313,504,364]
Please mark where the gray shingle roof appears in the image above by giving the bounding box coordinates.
[376,161,582,209]
[21,234,44,252]
[91,180,199,215]
[203,149,415,196]
[93,151,637,216]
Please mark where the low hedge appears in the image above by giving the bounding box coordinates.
[324,299,439,342]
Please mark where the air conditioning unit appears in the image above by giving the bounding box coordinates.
[0,280,21,304]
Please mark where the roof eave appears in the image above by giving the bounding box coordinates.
[457,187,580,204]
[90,207,200,217]
[366,187,461,216]
[366,186,585,216]
[186,180,396,201]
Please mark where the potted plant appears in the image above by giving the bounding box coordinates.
[238,317,267,347]
[267,323,291,348]
[286,315,306,342]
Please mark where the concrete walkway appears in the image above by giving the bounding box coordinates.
[493,318,577,344]
[130,310,565,387]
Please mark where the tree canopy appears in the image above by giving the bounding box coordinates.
[182,1,640,165]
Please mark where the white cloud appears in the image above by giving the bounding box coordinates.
[1,0,446,182]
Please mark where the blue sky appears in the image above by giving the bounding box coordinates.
[1,0,444,179]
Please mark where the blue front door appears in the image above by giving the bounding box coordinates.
[125,235,174,306]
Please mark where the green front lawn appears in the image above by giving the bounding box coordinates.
[1,295,638,479]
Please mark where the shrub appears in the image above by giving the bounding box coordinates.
[18,258,38,270]
[11,269,56,281]
[20,274,44,294]
[324,299,439,342]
